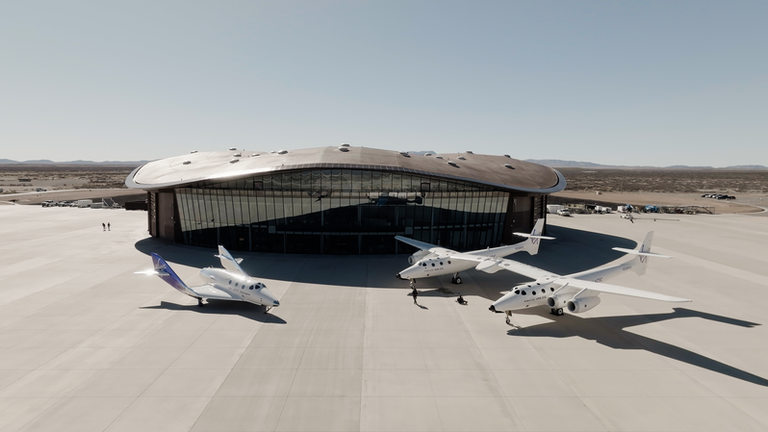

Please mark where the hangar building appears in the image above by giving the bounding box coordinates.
[125,145,566,254]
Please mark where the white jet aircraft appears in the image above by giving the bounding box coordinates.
[136,245,280,311]
[477,231,690,324]
[395,219,554,288]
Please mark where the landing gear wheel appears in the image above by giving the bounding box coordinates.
[455,277,462,285]
[550,308,563,316]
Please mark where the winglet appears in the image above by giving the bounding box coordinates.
[149,253,198,298]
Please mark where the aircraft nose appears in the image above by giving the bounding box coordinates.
[273,299,280,307]
[395,273,403,280]
[489,304,497,312]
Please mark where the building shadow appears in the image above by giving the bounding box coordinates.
[140,300,287,324]
[133,225,636,298]
[507,307,768,387]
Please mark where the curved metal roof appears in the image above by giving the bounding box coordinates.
[125,146,566,194]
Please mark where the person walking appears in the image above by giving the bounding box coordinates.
[412,288,418,305]
[108,222,111,231]
[102,223,105,231]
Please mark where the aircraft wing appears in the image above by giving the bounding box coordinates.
[562,278,691,302]
[187,284,243,301]
[394,236,455,255]
[394,235,438,252]
[449,253,553,280]
[215,245,248,277]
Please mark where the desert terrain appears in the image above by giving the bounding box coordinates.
[1,164,766,213]
[0,164,145,205]
[551,168,768,214]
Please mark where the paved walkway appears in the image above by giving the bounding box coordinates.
[1,205,768,431]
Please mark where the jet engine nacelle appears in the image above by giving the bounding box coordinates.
[408,250,431,265]
[566,296,601,314]
[546,294,569,309]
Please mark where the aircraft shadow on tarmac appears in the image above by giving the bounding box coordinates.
[509,307,768,387]
[140,300,287,324]
[134,225,636,300]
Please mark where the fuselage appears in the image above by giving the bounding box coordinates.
[396,241,533,281]
[491,277,561,312]
[199,268,280,307]
[490,257,641,314]
[396,251,463,280]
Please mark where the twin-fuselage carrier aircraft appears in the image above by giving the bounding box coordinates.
[136,245,280,311]
[482,231,690,324]
[395,219,554,288]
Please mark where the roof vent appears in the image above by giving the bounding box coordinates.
[338,146,349,152]
[230,158,240,164]
[190,150,198,154]
[252,153,260,157]
[233,153,241,157]
[340,143,350,147]
[277,150,288,155]
[229,147,237,151]
[466,151,474,154]
[504,154,511,158]
[399,151,410,157]
[457,156,466,160]
[424,153,433,156]
[447,161,459,167]
[503,164,515,169]
[183,160,192,165]
[435,156,444,159]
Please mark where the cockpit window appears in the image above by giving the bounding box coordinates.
[521,291,527,295]
[249,285,254,290]
[431,263,435,267]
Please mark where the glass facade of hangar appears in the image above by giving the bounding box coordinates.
[174,169,511,254]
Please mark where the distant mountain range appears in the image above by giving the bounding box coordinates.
[0,157,765,170]
[0,159,149,166]
[524,159,768,170]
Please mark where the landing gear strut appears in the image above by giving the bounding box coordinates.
[505,311,513,325]
[409,279,415,289]
[550,308,564,316]
[197,298,204,307]
[451,272,462,284]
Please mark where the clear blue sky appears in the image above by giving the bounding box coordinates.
[2,1,766,166]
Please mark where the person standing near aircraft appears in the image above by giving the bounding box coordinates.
[412,288,418,305]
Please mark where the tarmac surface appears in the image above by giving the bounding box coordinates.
[1,204,768,431]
